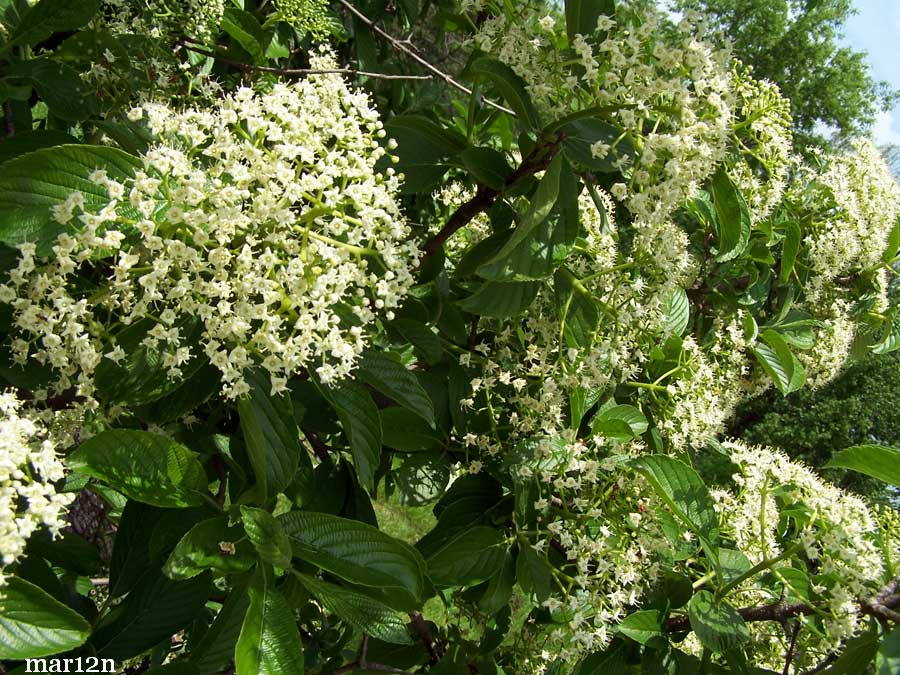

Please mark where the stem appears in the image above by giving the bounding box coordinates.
[334,0,514,116]
[623,381,668,392]
[177,39,433,81]
[715,544,802,600]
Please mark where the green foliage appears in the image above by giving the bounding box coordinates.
[0,0,898,673]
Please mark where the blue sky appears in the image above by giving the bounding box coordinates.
[844,0,900,145]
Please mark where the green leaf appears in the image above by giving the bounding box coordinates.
[573,641,628,675]
[6,0,99,47]
[482,154,563,270]
[820,628,878,674]
[235,566,304,675]
[0,577,91,659]
[241,506,292,568]
[555,268,600,349]
[687,590,749,653]
[222,6,269,59]
[384,115,465,192]
[714,548,753,585]
[825,444,900,486]
[0,144,142,254]
[391,318,443,365]
[0,130,78,165]
[4,58,95,121]
[26,530,99,576]
[320,381,382,489]
[877,627,900,675]
[381,407,442,452]
[560,117,631,172]
[872,315,900,355]
[359,351,435,427]
[385,115,467,159]
[564,0,616,42]
[426,526,506,588]
[296,573,413,644]
[883,218,900,263]
[469,57,542,129]
[630,456,718,543]
[92,572,212,660]
[710,166,751,263]
[69,430,209,508]
[95,318,206,407]
[591,404,648,441]
[458,280,542,319]
[190,577,252,674]
[277,511,426,611]
[569,385,604,430]
[164,517,256,580]
[479,159,579,281]
[515,543,552,602]
[780,222,801,284]
[617,609,664,645]
[478,551,516,615]
[665,287,690,336]
[109,501,165,597]
[752,330,806,394]
[238,368,305,502]
[459,147,513,190]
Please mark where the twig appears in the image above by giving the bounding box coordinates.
[421,138,562,257]
[782,621,800,675]
[331,635,411,675]
[90,578,110,586]
[409,612,443,662]
[666,577,900,633]
[177,40,433,80]
[335,0,515,116]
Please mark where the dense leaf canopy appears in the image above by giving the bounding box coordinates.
[0,1,898,674]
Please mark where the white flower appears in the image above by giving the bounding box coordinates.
[0,392,74,583]
[1,51,419,404]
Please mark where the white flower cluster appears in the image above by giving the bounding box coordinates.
[727,66,793,221]
[712,440,884,667]
[1,53,418,401]
[0,392,73,584]
[803,139,900,300]
[102,0,226,43]
[797,299,857,389]
[661,316,753,449]
[510,443,669,658]
[471,5,734,228]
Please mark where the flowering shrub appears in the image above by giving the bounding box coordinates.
[0,0,898,673]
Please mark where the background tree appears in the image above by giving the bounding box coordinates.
[729,351,900,499]
[671,0,899,149]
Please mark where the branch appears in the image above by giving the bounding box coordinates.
[666,578,900,633]
[177,39,433,81]
[335,0,515,116]
[421,138,562,257]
